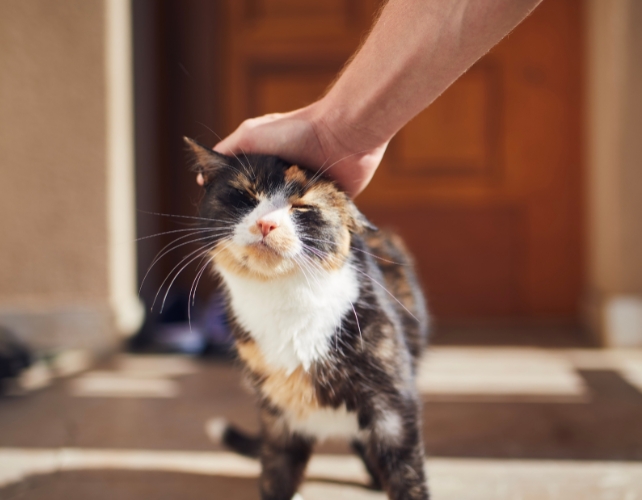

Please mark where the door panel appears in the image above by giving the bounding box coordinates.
[251,68,337,115]
[366,205,526,317]
[395,63,502,178]
[221,0,583,321]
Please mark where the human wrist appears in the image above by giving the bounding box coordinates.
[308,95,390,159]
[299,98,384,197]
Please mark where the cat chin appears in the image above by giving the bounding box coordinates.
[212,244,300,281]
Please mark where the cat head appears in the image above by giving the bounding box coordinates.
[185,137,376,280]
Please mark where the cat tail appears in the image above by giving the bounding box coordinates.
[205,417,262,458]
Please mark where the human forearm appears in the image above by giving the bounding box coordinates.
[315,0,543,151]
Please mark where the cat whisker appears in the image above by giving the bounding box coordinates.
[140,231,232,294]
[296,253,324,289]
[190,257,211,308]
[151,244,213,312]
[304,154,332,187]
[134,228,214,241]
[296,251,325,285]
[300,243,328,260]
[161,250,213,314]
[304,149,372,189]
[349,301,363,350]
[297,249,325,273]
[292,256,314,291]
[191,238,233,308]
[158,243,222,313]
[350,264,419,322]
[348,247,406,266]
[187,259,209,332]
[151,238,226,312]
[236,145,253,177]
[187,239,233,331]
[189,248,218,309]
[187,253,219,331]
[148,228,231,263]
[299,241,328,256]
[136,227,228,242]
[137,209,237,225]
[300,243,347,271]
[301,236,405,265]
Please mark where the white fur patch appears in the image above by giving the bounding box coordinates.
[288,405,359,441]
[219,263,359,373]
[374,411,402,444]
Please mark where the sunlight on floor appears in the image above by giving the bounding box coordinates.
[68,354,198,398]
[1,448,642,500]
[416,347,642,402]
[416,348,588,402]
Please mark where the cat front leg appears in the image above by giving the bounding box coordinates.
[351,438,383,490]
[258,405,314,500]
[362,398,429,500]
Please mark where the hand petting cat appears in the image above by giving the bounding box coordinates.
[212,103,386,198]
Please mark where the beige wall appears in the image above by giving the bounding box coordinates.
[586,0,642,346]
[0,0,141,352]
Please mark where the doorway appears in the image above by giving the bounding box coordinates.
[133,0,585,344]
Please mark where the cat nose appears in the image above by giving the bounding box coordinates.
[257,219,278,237]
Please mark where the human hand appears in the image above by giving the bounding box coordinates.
[210,102,387,198]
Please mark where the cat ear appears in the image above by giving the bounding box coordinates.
[346,199,378,234]
[184,137,231,185]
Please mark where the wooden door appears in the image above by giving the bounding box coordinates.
[220,0,583,321]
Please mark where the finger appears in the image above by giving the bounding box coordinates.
[213,131,239,155]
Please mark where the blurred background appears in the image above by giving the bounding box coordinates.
[1,0,642,499]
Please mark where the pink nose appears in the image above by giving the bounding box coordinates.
[257,219,278,237]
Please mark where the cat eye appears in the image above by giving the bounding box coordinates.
[290,202,313,210]
[234,188,256,199]
[228,187,257,208]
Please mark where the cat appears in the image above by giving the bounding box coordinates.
[185,137,430,500]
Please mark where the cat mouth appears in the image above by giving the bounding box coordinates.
[245,236,301,262]
[249,239,283,256]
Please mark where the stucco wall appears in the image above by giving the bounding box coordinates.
[0,0,141,352]
[586,0,642,346]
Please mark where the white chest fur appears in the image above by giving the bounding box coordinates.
[219,264,359,373]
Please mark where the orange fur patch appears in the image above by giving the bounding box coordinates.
[284,165,308,184]
[300,182,339,207]
[236,341,320,418]
[229,174,255,194]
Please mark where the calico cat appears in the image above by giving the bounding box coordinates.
[185,137,430,500]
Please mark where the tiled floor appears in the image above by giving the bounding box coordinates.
[1,348,642,499]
